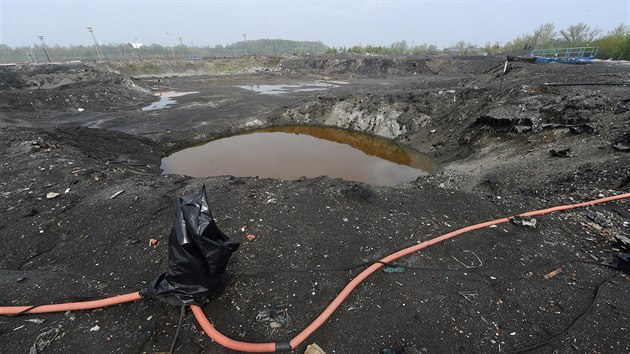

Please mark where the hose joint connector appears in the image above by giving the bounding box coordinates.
[274,342,292,352]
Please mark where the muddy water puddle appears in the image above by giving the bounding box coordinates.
[141,91,198,111]
[161,126,434,186]
[236,81,346,95]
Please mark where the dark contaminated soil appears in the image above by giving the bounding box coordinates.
[1,55,629,354]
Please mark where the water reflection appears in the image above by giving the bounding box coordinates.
[141,91,199,111]
[161,125,435,186]
[236,81,344,95]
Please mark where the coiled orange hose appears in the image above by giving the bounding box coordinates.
[2,192,629,353]
[194,192,630,352]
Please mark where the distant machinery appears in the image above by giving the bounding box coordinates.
[242,33,247,56]
[37,36,52,63]
[87,27,104,61]
[529,46,598,63]
[130,40,143,60]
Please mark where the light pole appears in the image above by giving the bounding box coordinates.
[178,37,186,57]
[242,33,247,56]
[26,49,35,63]
[38,36,52,63]
[87,27,104,61]
[165,32,176,60]
[134,39,142,61]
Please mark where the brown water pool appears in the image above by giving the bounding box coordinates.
[161,126,435,186]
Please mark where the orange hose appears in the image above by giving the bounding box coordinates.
[290,192,630,348]
[191,192,630,352]
[0,291,142,315]
[2,192,629,353]
[191,305,279,352]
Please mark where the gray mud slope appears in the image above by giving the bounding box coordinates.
[0,63,150,126]
[1,57,629,354]
[279,54,504,77]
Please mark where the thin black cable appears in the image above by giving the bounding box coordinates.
[7,259,608,317]
[65,272,142,289]
[231,260,376,277]
[3,270,142,290]
[383,259,605,273]
[4,271,141,317]
[231,259,606,278]
[540,82,630,87]
[504,272,621,353]
[169,305,186,354]
[10,295,104,317]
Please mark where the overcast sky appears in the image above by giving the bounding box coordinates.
[1,0,628,48]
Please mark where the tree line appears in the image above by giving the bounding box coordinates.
[326,41,441,55]
[328,22,629,59]
[503,22,629,59]
[1,22,628,63]
[0,39,328,63]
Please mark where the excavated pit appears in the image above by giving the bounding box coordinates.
[161,125,435,186]
[3,57,630,354]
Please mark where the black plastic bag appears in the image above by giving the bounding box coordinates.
[145,185,240,305]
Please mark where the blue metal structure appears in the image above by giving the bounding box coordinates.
[529,46,598,63]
